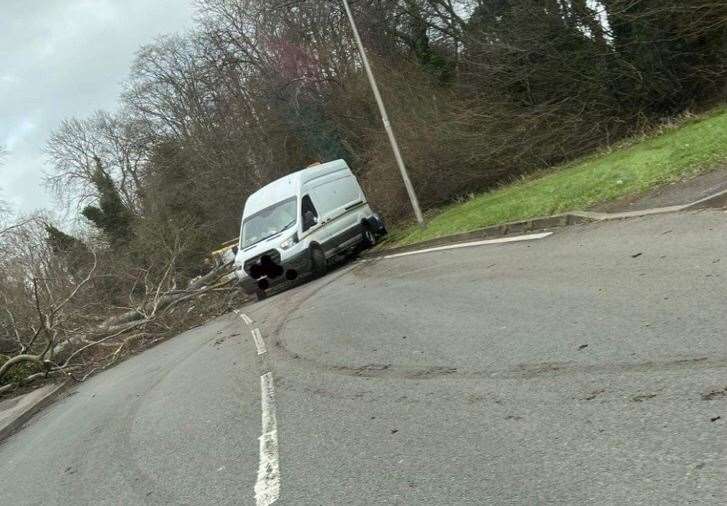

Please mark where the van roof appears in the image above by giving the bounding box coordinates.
[243,159,350,216]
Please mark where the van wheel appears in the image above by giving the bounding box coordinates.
[255,289,267,301]
[361,225,376,249]
[310,245,327,277]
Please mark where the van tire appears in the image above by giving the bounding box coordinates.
[310,245,327,277]
[361,225,376,249]
[255,289,267,301]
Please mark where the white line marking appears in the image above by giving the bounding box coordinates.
[382,232,553,260]
[233,309,240,315]
[240,313,253,325]
[251,328,267,355]
[255,372,280,506]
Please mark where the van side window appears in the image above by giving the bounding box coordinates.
[301,195,318,232]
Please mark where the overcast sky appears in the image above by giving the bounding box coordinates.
[0,0,195,214]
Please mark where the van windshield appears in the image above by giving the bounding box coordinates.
[241,197,297,248]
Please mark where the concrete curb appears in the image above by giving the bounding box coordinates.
[0,381,70,443]
[369,190,727,258]
[683,188,727,210]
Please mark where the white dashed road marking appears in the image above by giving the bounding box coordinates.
[255,372,280,506]
[238,313,279,503]
[382,232,553,260]
[251,328,267,355]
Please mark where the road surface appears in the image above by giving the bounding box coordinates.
[1,210,726,504]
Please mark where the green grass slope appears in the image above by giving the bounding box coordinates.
[390,107,727,246]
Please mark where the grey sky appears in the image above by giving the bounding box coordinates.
[0,0,195,214]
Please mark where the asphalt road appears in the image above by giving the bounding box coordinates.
[1,210,726,505]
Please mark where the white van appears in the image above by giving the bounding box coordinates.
[233,159,386,299]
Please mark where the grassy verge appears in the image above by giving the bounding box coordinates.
[388,106,727,247]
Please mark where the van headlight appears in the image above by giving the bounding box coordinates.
[280,233,298,250]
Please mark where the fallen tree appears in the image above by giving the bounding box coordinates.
[0,220,240,396]
[96,259,236,334]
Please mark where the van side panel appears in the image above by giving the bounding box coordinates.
[301,170,366,256]
[309,175,361,215]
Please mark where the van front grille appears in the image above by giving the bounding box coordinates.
[244,250,282,279]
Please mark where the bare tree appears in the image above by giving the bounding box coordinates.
[123,35,219,140]
[44,111,148,212]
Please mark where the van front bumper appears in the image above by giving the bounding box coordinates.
[238,249,311,294]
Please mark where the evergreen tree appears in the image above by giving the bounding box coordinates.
[45,224,92,277]
[81,157,134,246]
[46,224,82,254]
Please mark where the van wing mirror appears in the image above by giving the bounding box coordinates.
[303,210,318,230]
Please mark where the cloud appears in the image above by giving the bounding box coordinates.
[4,118,37,151]
[0,0,195,213]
